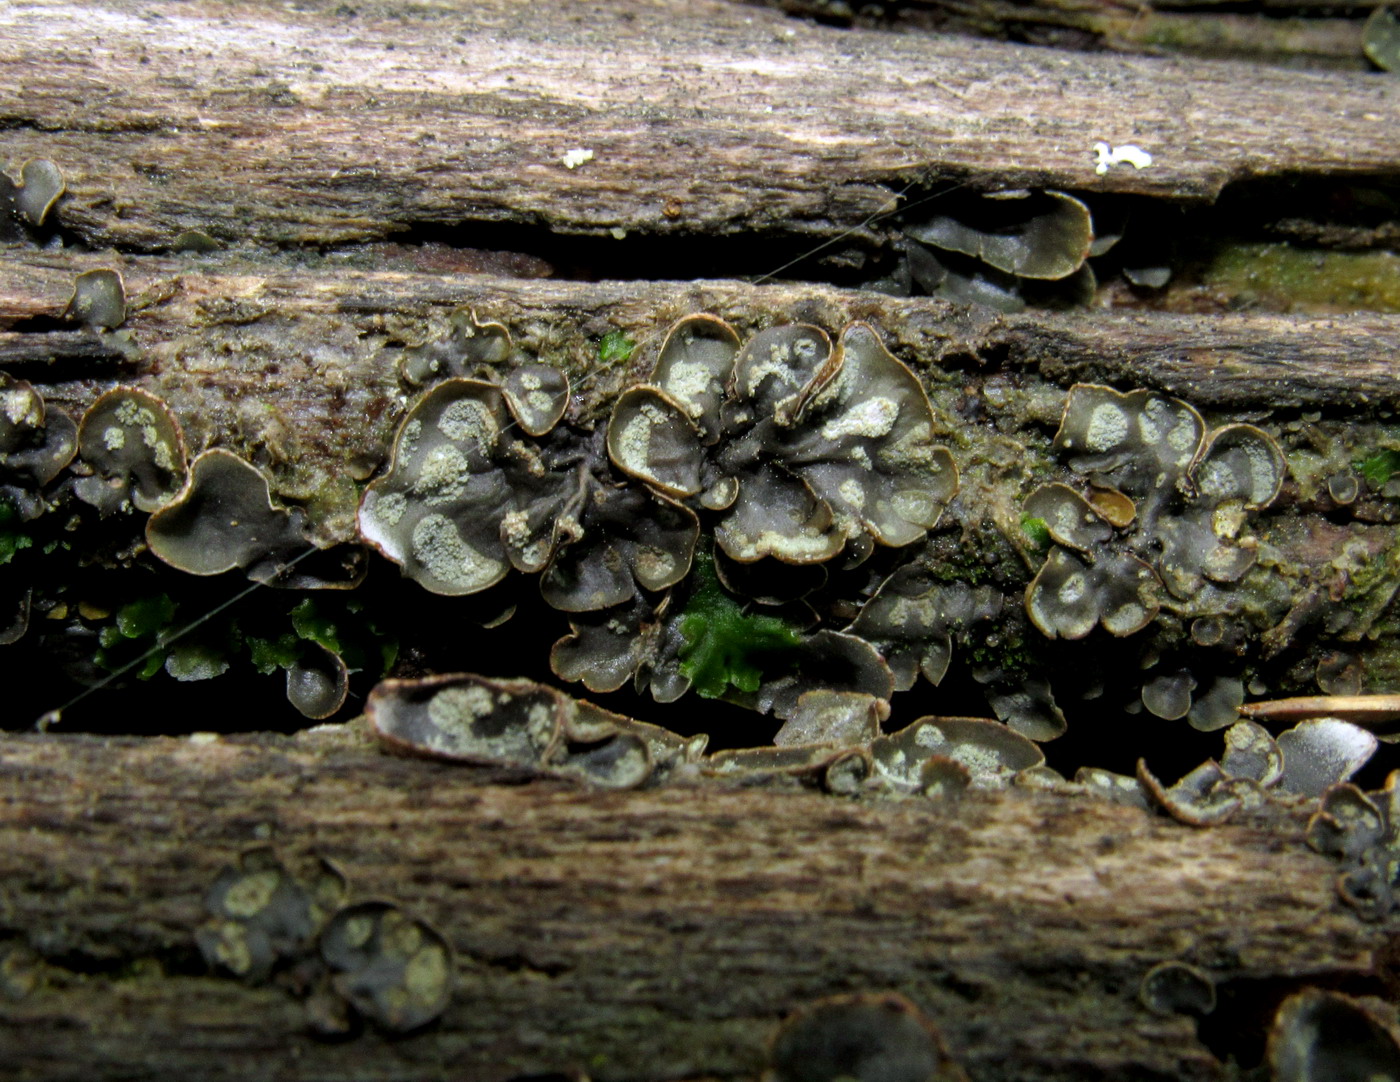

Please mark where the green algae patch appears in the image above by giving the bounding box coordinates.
[1359,449,1400,488]
[1202,242,1400,313]
[1020,513,1051,551]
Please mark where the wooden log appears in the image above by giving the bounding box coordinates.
[0,2,1398,1079]
[0,725,1386,1081]
[0,0,1398,253]
[3,249,1400,488]
[745,0,1378,70]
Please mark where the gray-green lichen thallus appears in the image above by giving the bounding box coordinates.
[4,309,1400,853]
[196,848,451,1035]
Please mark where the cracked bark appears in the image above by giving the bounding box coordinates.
[0,0,1398,250]
[741,0,1384,70]
[1,0,1399,1080]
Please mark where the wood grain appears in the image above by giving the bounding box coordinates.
[0,0,1397,251]
[0,726,1382,1081]
[3,250,1398,495]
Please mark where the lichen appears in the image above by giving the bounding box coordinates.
[6,308,1400,822]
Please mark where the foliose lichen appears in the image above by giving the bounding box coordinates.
[4,307,1400,828]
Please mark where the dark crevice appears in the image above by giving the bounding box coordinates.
[322,172,1400,317]
[0,330,133,373]
[0,115,175,136]
[350,218,871,287]
[11,169,1400,320]
[458,948,572,979]
[1,314,72,335]
[33,942,207,981]
[1195,971,1394,1070]
[747,0,1381,71]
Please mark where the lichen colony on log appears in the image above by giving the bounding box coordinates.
[4,271,1400,832]
[8,0,1400,1074]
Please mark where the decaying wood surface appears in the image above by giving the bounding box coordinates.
[1,0,1398,252]
[3,249,1400,510]
[0,726,1385,1082]
[744,0,1381,70]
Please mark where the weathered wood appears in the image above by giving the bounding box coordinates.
[747,0,1379,70]
[0,726,1384,1081]
[3,250,1399,505]
[1,0,1398,253]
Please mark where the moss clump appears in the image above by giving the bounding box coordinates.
[246,630,301,675]
[96,593,177,679]
[678,551,803,698]
[0,500,32,566]
[164,642,231,682]
[597,330,636,365]
[289,597,397,675]
[1359,449,1400,488]
[248,597,398,680]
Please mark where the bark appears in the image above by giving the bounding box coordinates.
[3,249,1400,489]
[0,0,1398,253]
[0,725,1388,1082]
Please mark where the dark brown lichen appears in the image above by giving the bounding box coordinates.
[319,902,453,1034]
[146,450,316,584]
[65,269,126,330]
[869,716,1044,795]
[1268,988,1400,1082]
[765,992,968,1082]
[367,672,677,789]
[1140,717,1376,826]
[607,316,957,565]
[74,387,188,515]
[195,848,346,983]
[1139,961,1216,1017]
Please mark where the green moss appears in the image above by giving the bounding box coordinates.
[96,593,177,679]
[0,500,32,566]
[677,551,803,698]
[1020,513,1051,551]
[597,329,636,365]
[165,642,231,682]
[115,594,176,639]
[289,597,397,675]
[247,631,301,676]
[291,597,342,653]
[1359,449,1400,488]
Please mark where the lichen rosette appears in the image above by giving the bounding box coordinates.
[606,315,958,567]
[1024,383,1285,640]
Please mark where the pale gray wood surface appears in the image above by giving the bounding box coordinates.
[0,0,1397,251]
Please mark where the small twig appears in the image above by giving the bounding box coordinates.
[1240,694,1400,727]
